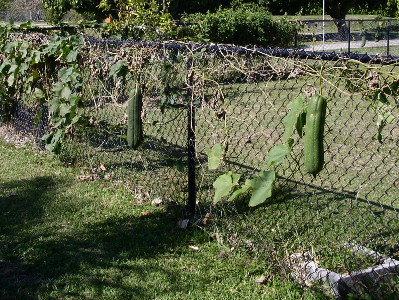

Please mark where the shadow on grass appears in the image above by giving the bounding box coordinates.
[0,176,59,226]
[205,180,399,255]
[0,176,203,299]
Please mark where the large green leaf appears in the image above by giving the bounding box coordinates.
[213,171,241,204]
[373,92,395,142]
[109,60,128,78]
[58,67,74,83]
[265,142,292,169]
[7,73,15,86]
[32,88,45,101]
[249,170,275,207]
[282,96,305,142]
[52,82,64,95]
[33,109,43,128]
[18,42,29,58]
[60,85,72,100]
[295,111,307,138]
[0,61,11,74]
[4,41,18,53]
[66,49,78,63]
[228,178,253,202]
[31,50,42,65]
[49,97,61,115]
[44,129,64,154]
[59,103,71,117]
[207,143,224,170]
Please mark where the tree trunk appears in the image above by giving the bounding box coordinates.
[325,0,357,35]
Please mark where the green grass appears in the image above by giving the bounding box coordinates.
[0,140,329,299]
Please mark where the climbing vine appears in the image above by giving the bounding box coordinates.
[0,23,85,153]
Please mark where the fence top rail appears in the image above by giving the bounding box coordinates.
[85,37,399,65]
[5,28,399,65]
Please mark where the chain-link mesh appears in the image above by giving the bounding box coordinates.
[2,32,399,298]
[189,49,399,298]
[296,19,399,57]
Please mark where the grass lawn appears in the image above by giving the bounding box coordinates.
[0,139,327,299]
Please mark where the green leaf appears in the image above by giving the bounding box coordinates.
[31,50,42,64]
[249,170,275,207]
[265,142,292,169]
[18,42,29,58]
[296,111,307,138]
[33,109,43,128]
[4,41,18,53]
[375,94,394,124]
[213,171,241,204]
[70,115,80,126]
[52,82,64,95]
[44,129,64,154]
[191,48,206,58]
[0,61,11,74]
[60,85,72,100]
[7,64,17,75]
[32,88,45,100]
[59,103,71,117]
[7,73,15,86]
[109,60,128,78]
[228,179,253,202]
[41,133,52,143]
[58,67,73,83]
[66,49,78,63]
[377,91,389,104]
[372,92,395,142]
[52,117,65,128]
[207,143,224,170]
[282,96,305,142]
[49,98,61,115]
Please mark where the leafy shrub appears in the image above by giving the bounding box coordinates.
[182,4,298,47]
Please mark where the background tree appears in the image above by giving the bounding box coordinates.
[42,0,106,23]
[0,0,10,10]
[10,0,42,10]
[98,0,174,40]
[42,0,174,24]
[325,0,358,33]
[168,0,232,17]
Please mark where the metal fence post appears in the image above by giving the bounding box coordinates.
[387,20,391,56]
[347,20,351,54]
[186,57,196,218]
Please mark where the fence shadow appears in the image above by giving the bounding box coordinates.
[0,176,203,299]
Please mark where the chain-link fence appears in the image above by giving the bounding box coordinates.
[1,31,399,298]
[295,19,399,57]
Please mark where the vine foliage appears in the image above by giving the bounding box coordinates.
[0,23,85,153]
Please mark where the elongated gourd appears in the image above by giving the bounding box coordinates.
[127,82,143,149]
[304,95,327,176]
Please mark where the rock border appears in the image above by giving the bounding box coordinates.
[289,243,399,299]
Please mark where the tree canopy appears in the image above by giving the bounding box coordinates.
[42,0,106,23]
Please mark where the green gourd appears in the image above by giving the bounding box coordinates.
[127,82,143,149]
[304,94,327,176]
